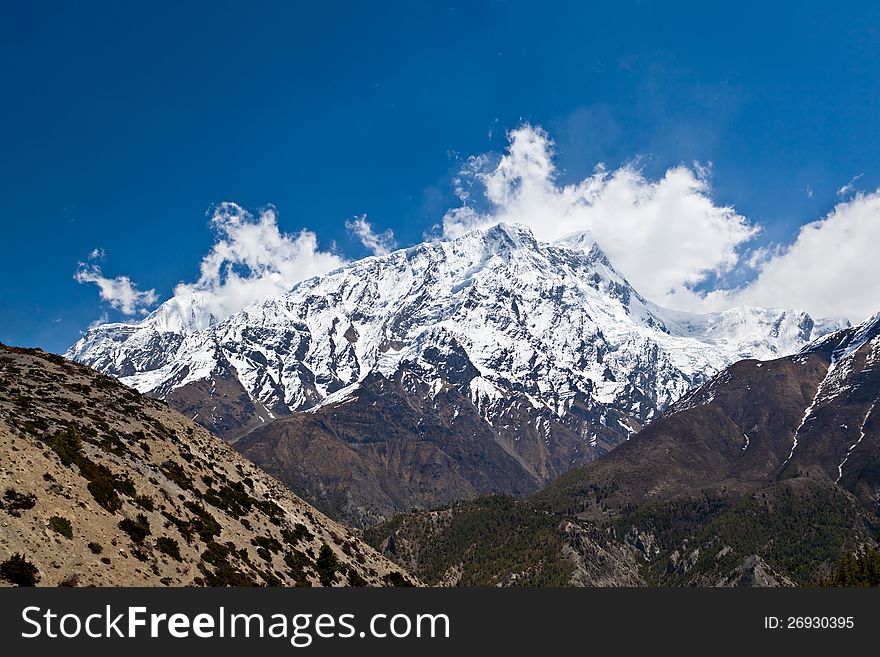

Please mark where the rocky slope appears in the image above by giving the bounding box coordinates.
[0,345,417,587]
[67,224,846,525]
[536,311,880,518]
[366,313,880,586]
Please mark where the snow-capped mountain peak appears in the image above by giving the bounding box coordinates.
[67,223,848,451]
[554,228,599,252]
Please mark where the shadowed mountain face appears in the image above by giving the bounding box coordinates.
[234,365,613,527]
[235,369,536,528]
[68,224,847,526]
[366,314,880,587]
[0,345,417,587]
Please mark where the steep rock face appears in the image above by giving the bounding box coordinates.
[715,556,796,587]
[0,345,417,587]
[67,224,846,522]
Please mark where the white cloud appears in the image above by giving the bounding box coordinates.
[74,125,880,332]
[168,202,346,324]
[718,191,880,323]
[346,215,397,256]
[441,124,880,322]
[76,202,345,330]
[74,264,158,316]
[442,124,758,309]
[837,173,863,198]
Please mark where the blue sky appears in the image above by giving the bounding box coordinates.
[1,0,879,353]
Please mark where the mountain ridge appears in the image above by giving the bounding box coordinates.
[67,223,849,524]
[69,223,848,437]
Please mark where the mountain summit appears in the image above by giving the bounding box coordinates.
[68,224,848,524]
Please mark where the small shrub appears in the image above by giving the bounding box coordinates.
[256,500,285,524]
[284,549,313,586]
[59,574,80,587]
[383,571,413,587]
[2,488,37,517]
[201,541,230,566]
[347,569,367,587]
[204,481,253,517]
[282,523,314,546]
[184,502,221,542]
[260,570,283,587]
[157,536,182,562]
[203,562,257,587]
[316,544,339,586]
[48,426,83,466]
[161,510,193,543]
[161,460,192,490]
[251,535,283,554]
[119,514,151,544]
[86,476,124,512]
[134,495,155,511]
[49,515,73,539]
[88,542,103,554]
[0,554,39,586]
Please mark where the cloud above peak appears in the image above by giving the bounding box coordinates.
[442,124,880,323]
[168,202,346,325]
[74,257,158,316]
[74,124,880,331]
[77,202,346,330]
[719,191,880,321]
[442,124,758,309]
[346,216,397,256]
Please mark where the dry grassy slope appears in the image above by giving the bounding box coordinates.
[0,345,418,587]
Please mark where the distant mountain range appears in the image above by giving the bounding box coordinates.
[68,223,848,526]
[365,312,880,586]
